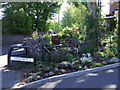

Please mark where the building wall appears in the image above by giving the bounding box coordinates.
[110,1,118,15]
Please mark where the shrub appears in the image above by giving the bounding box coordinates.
[50,51,67,62]
[43,67,51,72]
[110,48,118,56]
[94,51,104,57]
[32,30,39,39]
[66,53,74,61]
[63,33,71,38]
[106,49,115,58]
[58,32,64,39]
[27,76,33,82]
[44,54,49,62]
[90,63,103,68]
[43,34,52,43]
[63,26,73,34]
[61,69,66,73]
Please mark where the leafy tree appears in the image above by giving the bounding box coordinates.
[48,20,63,32]
[2,2,61,34]
[61,2,87,32]
[85,4,105,51]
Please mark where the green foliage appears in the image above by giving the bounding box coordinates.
[44,54,49,62]
[57,32,64,39]
[27,76,33,82]
[61,69,66,73]
[37,71,42,75]
[63,33,71,38]
[50,62,54,65]
[63,26,73,34]
[43,34,52,44]
[37,76,41,79]
[48,20,63,32]
[90,63,103,68]
[110,48,118,56]
[2,2,61,34]
[85,4,105,50]
[61,2,87,32]
[106,49,115,58]
[80,43,97,54]
[50,51,67,62]
[32,30,39,39]
[44,73,49,77]
[94,51,104,57]
[43,67,50,72]
[66,53,74,61]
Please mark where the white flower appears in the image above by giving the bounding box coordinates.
[82,53,86,57]
[80,56,92,63]
[87,53,91,58]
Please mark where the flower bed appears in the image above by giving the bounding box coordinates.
[9,52,120,86]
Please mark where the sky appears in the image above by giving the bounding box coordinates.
[101,0,110,15]
[0,0,110,20]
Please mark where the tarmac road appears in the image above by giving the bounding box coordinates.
[0,46,21,89]
[26,67,120,89]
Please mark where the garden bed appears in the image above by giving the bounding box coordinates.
[7,55,120,87]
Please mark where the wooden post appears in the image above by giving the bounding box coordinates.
[33,41,36,67]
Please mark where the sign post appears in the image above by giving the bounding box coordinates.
[8,44,36,68]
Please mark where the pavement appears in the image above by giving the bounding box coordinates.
[25,66,120,89]
[0,46,21,89]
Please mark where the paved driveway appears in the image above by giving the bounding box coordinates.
[26,67,120,88]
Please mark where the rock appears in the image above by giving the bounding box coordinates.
[84,66,88,69]
[32,74,37,80]
[55,68,59,72]
[58,61,73,69]
[49,71,54,76]
[72,60,80,66]
[24,72,28,77]
[109,57,120,63]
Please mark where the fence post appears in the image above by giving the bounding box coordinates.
[33,40,36,68]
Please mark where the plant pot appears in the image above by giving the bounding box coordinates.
[52,37,60,45]
[65,38,74,47]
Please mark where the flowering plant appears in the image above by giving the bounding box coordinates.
[80,53,92,65]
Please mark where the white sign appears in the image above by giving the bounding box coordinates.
[11,57,34,62]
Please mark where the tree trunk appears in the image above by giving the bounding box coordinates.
[89,0,97,19]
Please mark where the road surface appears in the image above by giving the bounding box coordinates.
[26,67,120,88]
